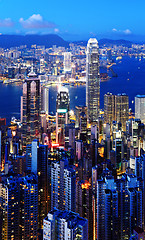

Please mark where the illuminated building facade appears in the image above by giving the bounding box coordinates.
[76,180,93,239]
[64,52,71,72]
[56,87,70,145]
[86,38,100,124]
[104,92,115,125]
[0,174,38,240]
[135,95,145,124]
[115,93,129,131]
[43,209,88,240]
[21,68,41,149]
[26,141,49,228]
[41,86,49,115]
[104,93,129,131]
[51,159,76,212]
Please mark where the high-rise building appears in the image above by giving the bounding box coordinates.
[75,106,87,128]
[86,38,100,124]
[96,174,143,240]
[43,209,88,240]
[104,92,115,125]
[51,158,76,212]
[76,180,93,239]
[41,86,49,115]
[56,86,70,145]
[135,95,145,124]
[37,144,49,228]
[64,52,71,72]
[26,141,49,228]
[115,93,129,131]
[21,67,41,149]
[0,174,38,240]
[104,93,129,131]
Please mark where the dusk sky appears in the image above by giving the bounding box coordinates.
[0,0,145,41]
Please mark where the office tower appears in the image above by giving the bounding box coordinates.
[51,158,76,212]
[40,111,47,133]
[56,86,70,145]
[76,180,93,239]
[115,138,124,169]
[86,38,100,124]
[75,140,83,160]
[41,86,49,115]
[135,95,145,124]
[115,93,129,131]
[75,105,87,128]
[65,123,75,150]
[79,111,87,142]
[104,92,115,125]
[0,174,38,240]
[64,52,71,72]
[21,67,41,149]
[132,120,139,148]
[43,209,88,240]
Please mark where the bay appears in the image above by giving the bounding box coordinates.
[0,56,145,124]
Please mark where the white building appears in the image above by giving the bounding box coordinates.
[135,95,145,124]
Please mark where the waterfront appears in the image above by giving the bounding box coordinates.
[1,56,145,124]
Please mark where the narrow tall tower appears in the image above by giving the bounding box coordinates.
[56,86,70,145]
[21,67,41,149]
[86,38,100,124]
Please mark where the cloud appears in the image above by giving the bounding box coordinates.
[19,14,56,29]
[112,28,132,35]
[54,28,59,33]
[123,29,132,35]
[112,28,117,32]
[0,18,14,27]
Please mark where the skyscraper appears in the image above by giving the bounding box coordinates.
[56,86,70,145]
[115,93,129,131]
[104,92,115,125]
[64,52,72,72]
[135,95,145,124]
[51,158,76,212]
[0,174,38,240]
[26,141,49,228]
[21,67,41,149]
[76,180,93,239]
[86,38,100,124]
[41,86,49,115]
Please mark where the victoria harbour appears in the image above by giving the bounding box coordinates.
[1,55,145,123]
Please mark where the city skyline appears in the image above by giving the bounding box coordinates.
[0,0,145,41]
[1,36,145,239]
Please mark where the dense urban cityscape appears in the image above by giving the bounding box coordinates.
[0,35,145,240]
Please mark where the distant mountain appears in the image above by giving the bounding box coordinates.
[0,34,69,48]
[98,38,132,47]
[73,38,133,47]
